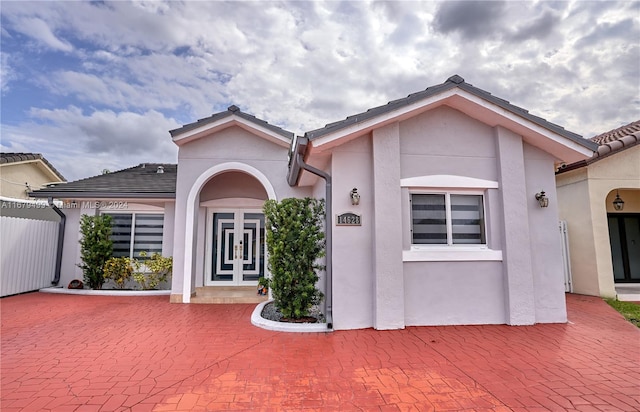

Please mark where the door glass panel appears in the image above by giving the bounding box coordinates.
[608,216,625,281]
[212,213,234,281]
[243,213,264,281]
[624,217,640,280]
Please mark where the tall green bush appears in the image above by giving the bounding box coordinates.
[78,214,113,289]
[263,197,325,320]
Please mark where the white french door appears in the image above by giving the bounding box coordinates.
[205,209,265,285]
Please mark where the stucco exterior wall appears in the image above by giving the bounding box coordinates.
[399,106,497,181]
[523,143,567,323]
[1,162,62,200]
[404,262,506,325]
[399,108,507,326]
[330,135,374,330]
[556,169,600,295]
[556,144,640,298]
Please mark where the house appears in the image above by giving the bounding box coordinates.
[556,121,640,301]
[32,75,597,330]
[1,153,66,201]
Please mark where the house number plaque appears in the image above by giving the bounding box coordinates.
[336,212,361,226]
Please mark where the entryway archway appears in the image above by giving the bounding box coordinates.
[182,162,276,303]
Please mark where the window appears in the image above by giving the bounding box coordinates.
[411,193,485,245]
[106,213,164,259]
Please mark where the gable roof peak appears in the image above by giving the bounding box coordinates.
[446,74,465,84]
[0,152,66,181]
[228,104,241,113]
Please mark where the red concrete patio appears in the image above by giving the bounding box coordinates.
[1,293,638,412]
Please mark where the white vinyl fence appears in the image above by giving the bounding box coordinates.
[1,216,59,297]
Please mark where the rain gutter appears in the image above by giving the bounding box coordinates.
[48,197,65,286]
[287,137,333,330]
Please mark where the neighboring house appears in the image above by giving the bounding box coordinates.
[556,121,640,300]
[32,75,597,330]
[1,153,66,201]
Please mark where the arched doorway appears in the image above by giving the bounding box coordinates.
[182,162,277,303]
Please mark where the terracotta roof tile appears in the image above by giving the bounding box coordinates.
[590,120,640,145]
[556,120,640,174]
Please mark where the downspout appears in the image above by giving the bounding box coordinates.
[48,197,65,286]
[292,152,333,330]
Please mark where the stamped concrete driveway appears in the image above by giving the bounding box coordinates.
[1,292,639,411]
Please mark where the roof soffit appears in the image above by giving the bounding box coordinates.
[171,115,292,148]
[308,88,595,164]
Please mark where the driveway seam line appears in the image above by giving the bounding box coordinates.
[125,333,277,410]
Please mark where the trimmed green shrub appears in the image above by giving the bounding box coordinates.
[78,214,113,289]
[263,197,325,320]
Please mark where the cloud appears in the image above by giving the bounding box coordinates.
[14,17,73,52]
[0,52,19,93]
[432,1,507,40]
[0,0,638,181]
[509,10,561,42]
[1,107,179,180]
[575,18,636,49]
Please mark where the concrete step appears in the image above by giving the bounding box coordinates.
[191,286,268,304]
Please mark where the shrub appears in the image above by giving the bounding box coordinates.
[103,257,133,289]
[132,251,173,290]
[263,197,325,320]
[78,214,113,289]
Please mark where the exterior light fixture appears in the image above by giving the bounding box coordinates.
[350,188,360,206]
[535,191,549,208]
[613,190,625,211]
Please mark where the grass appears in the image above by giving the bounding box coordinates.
[605,299,640,328]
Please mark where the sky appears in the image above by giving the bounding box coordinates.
[1,1,639,182]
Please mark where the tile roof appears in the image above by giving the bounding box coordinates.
[1,152,66,181]
[590,119,640,147]
[29,163,176,199]
[305,75,597,151]
[170,105,294,140]
[556,120,640,174]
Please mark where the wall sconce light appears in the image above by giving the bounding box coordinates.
[613,190,625,211]
[350,188,360,206]
[535,191,549,208]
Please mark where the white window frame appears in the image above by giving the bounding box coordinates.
[401,175,503,262]
[410,190,487,247]
[103,211,164,259]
